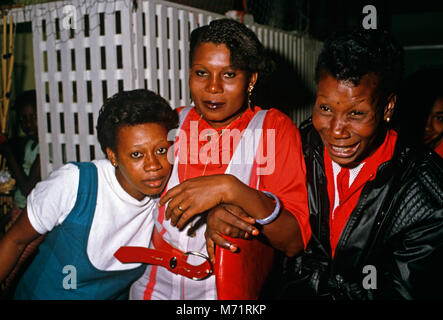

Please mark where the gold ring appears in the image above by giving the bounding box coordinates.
[178,205,184,211]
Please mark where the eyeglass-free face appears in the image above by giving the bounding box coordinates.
[189,42,257,128]
[313,71,394,168]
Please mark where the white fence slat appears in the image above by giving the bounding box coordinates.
[134,2,145,89]
[44,6,63,168]
[168,6,180,108]
[119,1,136,92]
[57,3,75,163]
[103,10,119,99]
[31,5,51,178]
[178,8,190,107]
[143,0,158,93]
[156,4,169,99]
[73,4,92,163]
[88,3,104,160]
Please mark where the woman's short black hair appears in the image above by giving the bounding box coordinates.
[315,29,404,106]
[189,18,267,75]
[96,89,178,156]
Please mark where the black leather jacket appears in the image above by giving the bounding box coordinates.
[280,119,443,300]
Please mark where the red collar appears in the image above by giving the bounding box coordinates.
[325,129,397,179]
[324,130,398,206]
[324,129,398,257]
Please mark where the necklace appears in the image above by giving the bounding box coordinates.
[183,112,241,180]
[183,111,242,237]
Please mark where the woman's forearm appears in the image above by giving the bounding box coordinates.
[0,210,41,282]
[224,175,305,256]
[260,209,305,256]
[224,174,276,220]
[0,233,27,282]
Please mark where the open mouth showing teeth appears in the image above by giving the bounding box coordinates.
[331,145,352,152]
[328,143,360,157]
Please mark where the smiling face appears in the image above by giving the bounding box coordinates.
[106,123,172,200]
[189,42,257,128]
[312,71,395,168]
[424,96,443,147]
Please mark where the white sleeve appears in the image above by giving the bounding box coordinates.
[26,163,79,234]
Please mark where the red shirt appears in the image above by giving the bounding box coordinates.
[434,141,443,158]
[324,130,398,257]
[175,106,312,247]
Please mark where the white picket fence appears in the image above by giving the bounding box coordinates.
[6,0,322,179]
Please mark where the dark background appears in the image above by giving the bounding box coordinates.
[167,0,443,116]
[169,0,443,76]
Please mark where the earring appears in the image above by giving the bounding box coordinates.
[386,117,391,123]
[247,85,254,109]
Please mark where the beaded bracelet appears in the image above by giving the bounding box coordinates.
[255,191,281,225]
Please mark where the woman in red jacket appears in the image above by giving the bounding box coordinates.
[123,18,311,300]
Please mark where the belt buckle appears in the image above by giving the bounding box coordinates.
[183,251,214,281]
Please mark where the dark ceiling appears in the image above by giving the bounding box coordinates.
[169,0,443,47]
[308,0,443,46]
[304,0,443,75]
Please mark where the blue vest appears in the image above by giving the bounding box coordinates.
[14,162,146,299]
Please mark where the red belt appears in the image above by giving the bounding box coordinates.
[114,228,213,281]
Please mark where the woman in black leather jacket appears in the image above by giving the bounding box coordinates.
[281,29,443,300]
[205,29,443,300]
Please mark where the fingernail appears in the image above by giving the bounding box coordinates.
[251,229,259,236]
[229,244,237,252]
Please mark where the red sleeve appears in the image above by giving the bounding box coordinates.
[258,109,312,248]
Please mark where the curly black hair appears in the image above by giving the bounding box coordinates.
[189,18,268,76]
[315,29,404,107]
[96,89,178,156]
